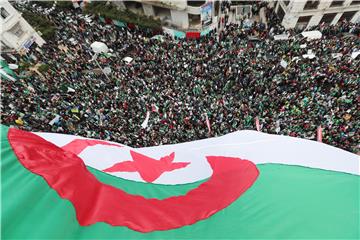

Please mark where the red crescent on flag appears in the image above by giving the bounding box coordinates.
[61,138,123,155]
[8,128,259,233]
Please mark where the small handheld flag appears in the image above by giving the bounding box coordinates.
[255,117,260,131]
[205,113,211,134]
[317,126,323,142]
[141,111,150,129]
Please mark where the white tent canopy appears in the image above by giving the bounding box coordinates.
[90,41,109,54]
[301,30,322,40]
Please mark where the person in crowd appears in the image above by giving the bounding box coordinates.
[1,2,359,153]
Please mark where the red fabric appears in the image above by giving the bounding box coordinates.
[186,32,200,39]
[105,18,113,25]
[8,128,259,233]
[103,151,190,182]
[205,115,211,133]
[62,139,122,155]
[255,117,260,131]
[127,23,135,29]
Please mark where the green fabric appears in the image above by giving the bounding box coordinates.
[99,16,105,23]
[113,20,126,28]
[0,60,17,80]
[1,125,359,239]
[174,30,185,39]
[0,60,17,78]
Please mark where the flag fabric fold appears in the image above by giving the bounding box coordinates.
[1,124,359,239]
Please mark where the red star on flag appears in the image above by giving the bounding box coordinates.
[103,151,190,182]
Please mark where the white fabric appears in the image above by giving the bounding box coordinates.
[301,30,322,40]
[8,64,19,69]
[273,34,289,41]
[141,111,150,129]
[0,69,16,81]
[90,41,108,54]
[303,53,316,59]
[103,67,111,75]
[49,115,60,126]
[67,87,76,93]
[331,53,343,59]
[123,57,133,63]
[35,130,360,185]
[280,59,288,68]
[151,35,165,42]
[351,51,360,59]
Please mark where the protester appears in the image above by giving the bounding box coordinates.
[1,2,359,153]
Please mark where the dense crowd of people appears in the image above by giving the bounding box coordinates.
[1,2,359,153]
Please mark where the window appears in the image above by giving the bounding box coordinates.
[214,0,219,16]
[188,13,201,27]
[320,13,337,24]
[124,1,144,14]
[350,0,360,5]
[339,11,357,21]
[153,6,171,20]
[9,23,24,38]
[296,15,312,28]
[231,1,248,5]
[330,1,344,7]
[1,7,9,19]
[277,5,285,22]
[303,1,320,10]
[0,40,11,51]
[124,1,142,9]
[187,1,206,7]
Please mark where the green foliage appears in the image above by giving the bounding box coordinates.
[31,1,54,8]
[85,2,162,29]
[56,1,74,9]
[18,61,31,71]
[38,64,50,73]
[21,10,56,40]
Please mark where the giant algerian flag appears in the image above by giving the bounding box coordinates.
[1,124,359,239]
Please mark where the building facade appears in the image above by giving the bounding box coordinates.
[113,0,220,31]
[275,0,360,29]
[0,0,45,53]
